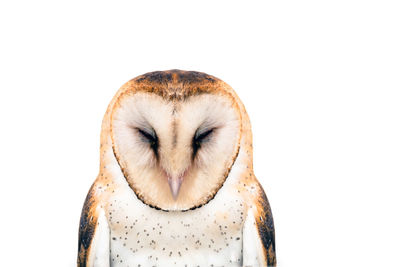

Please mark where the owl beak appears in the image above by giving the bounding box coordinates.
[167,176,183,200]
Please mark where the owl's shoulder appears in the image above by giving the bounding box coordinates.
[77,179,107,266]
[239,174,276,266]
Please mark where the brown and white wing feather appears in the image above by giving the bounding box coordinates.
[243,181,276,267]
[77,183,110,267]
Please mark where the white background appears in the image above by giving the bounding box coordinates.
[0,1,399,266]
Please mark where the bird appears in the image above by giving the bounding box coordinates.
[77,70,276,267]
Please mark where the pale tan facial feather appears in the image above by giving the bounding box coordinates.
[111,92,241,210]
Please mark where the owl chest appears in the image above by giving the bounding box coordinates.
[106,195,246,266]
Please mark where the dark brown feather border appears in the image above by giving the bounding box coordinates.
[77,184,98,267]
[255,181,276,266]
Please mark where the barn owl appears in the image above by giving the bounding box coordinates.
[77,70,276,267]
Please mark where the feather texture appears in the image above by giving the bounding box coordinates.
[77,70,275,266]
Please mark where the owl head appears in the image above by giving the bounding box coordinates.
[102,70,252,211]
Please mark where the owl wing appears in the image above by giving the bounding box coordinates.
[77,184,110,267]
[242,181,276,267]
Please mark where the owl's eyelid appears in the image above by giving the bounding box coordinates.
[195,127,216,142]
[136,127,157,142]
